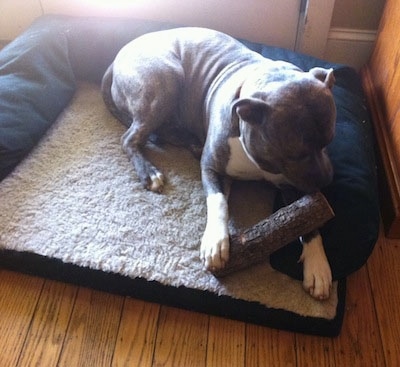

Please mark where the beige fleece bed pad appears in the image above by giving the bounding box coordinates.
[0,82,344,336]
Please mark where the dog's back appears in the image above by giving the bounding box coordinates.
[101,28,263,140]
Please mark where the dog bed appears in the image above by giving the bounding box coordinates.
[0,16,379,336]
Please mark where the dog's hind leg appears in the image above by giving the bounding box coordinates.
[281,188,332,300]
[113,62,184,193]
[121,122,165,192]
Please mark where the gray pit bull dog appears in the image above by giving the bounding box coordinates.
[101,27,336,300]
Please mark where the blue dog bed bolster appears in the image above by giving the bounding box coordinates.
[0,18,76,180]
[0,15,178,181]
[0,15,380,283]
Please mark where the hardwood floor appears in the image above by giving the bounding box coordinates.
[0,228,399,367]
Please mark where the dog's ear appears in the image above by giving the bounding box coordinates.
[231,98,270,125]
[309,67,335,89]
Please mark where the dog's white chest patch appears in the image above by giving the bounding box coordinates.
[226,137,287,186]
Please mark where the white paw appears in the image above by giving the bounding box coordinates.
[200,228,230,270]
[299,234,332,300]
[200,193,229,270]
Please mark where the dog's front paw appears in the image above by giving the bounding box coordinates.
[200,227,229,271]
[200,192,230,271]
[299,234,332,300]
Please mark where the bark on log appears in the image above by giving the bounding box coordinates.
[211,192,334,277]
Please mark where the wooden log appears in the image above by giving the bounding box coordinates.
[211,192,334,277]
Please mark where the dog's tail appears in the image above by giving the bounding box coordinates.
[101,64,132,127]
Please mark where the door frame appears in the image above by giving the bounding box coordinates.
[296,0,336,58]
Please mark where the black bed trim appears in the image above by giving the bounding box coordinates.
[0,249,345,337]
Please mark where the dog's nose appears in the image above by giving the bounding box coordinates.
[296,164,333,194]
[310,152,334,189]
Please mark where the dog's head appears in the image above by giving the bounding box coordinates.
[233,67,336,193]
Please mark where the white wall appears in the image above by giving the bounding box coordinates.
[324,29,378,70]
[0,0,300,50]
[0,0,42,40]
[323,0,385,70]
[0,0,386,70]
[331,0,384,29]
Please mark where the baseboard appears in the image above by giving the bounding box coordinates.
[324,27,377,70]
[328,27,377,42]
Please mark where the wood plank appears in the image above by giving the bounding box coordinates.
[367,232,400,366]
[0,270,44,367]
[57,287,124,367]
[368,0,400,122]
[245,325,296,367]
[112,298,160,367]
[360,0,400,238]
[295,332,336,366]
[206,316,245,367]
[361,66,400,238]
[17,279,77,366]
[295,264,385,366]
[332,264,385,366]
[153,306,208,367]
